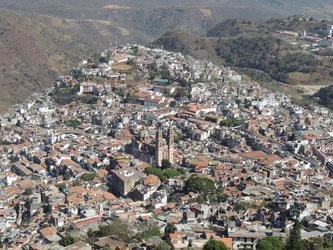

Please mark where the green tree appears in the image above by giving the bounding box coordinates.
[99,56,109,63]
[257,236,285,250]
[184,176,215,195]
[174,87,188,99]
[73,179,81,186]
[203,236,228,250]
[23,187,33,196]
[131,46,139,55]
[157,242,170,250]
[0,140,9,145]
[170,101,177,107]
[285,219,304,250]
[59,233,74,247]
[136,227,161,240]
[63,170,71,180]
[57,183,67,192]
[323,236,333,248]
[220,117,242,127]
[67,119,80,128]
[244,98,251,108]
[164,168,181,178]
[162,159,172,170]
[236,99,241,107]
[81,173,96,181]
[86,218,134,243]
[144,167,167,181]
[164,223,177,236]
[304,237,324,250]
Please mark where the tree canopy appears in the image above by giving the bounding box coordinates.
[314,85,333,110]
[161,159,172,169]
[184,176,215,194]
[59,233,74,247]
[285,219,303,250]
[81,173,96,181]
[220,117,242,127]
[257,236,285,250]
[203,237,228,250]
[164,223,177,236]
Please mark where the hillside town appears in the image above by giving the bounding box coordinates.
[0,44,332,250]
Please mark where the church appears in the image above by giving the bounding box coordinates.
[125,127,174,167]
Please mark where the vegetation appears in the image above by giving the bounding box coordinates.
[291,96,315,108]
[159,64,171,80]
[203,236,228,250]
[157,242,171,250]
[314,85,333,109]
[50,85,98,105]
[81,173,96,181]
[164,223,177,240]
[144,166,182,181]
[207,16,331,38]
[0,140,9,146]
[235,201,259,211]
[73,179,81,186]
[60,233,75,247]
[124,93,140,104]
[257,236,285,250]
[79,94,98,104]
[216,35,318,83]
[0,9,98,112]
[184,176,215,195]
[153,16,333,90]
[50,85,79,105]
[57,183,67,192]
[285,219,303,250]
[136,226,161,240]
[220,117,242,127]
[87,219,134,243]
[174,87,188,99]
[161,159,172,169]
[63,170,72,180]
[170,101,177,107]
[23,187,33,196]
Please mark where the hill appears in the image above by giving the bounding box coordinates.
[207,16,331,38]
[1,0,333,42]
[0,9,100,111]
[152,17,333,88]
[1,0,333,110]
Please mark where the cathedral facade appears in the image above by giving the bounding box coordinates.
[126,127,174,167]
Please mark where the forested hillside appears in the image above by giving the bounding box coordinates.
[153,16,333,87]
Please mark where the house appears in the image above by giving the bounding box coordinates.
[39,226,61,243]
[110,56,128,63]
[192,129,210,141]
[111,167,146,197]
[78,82,98,95]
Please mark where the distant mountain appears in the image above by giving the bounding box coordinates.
[207,16,331,38]
[1,0,332,43]
[152,17,333,88]
[0,9,101,111]
[0,0,333,110]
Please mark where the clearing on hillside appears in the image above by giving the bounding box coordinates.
[102,5,131,9]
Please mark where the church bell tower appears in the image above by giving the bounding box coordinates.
[168,127,174,164]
